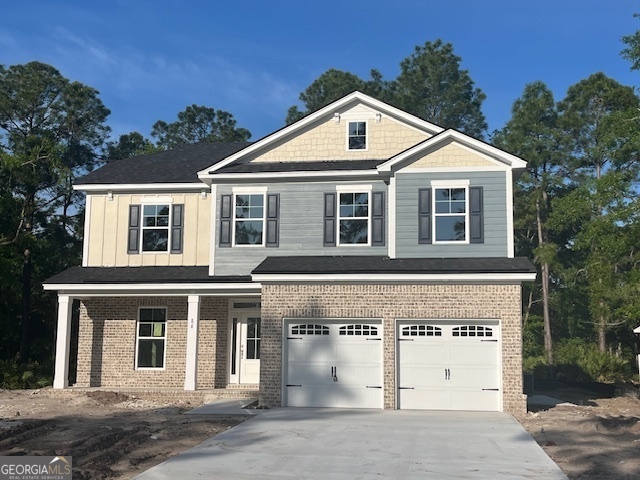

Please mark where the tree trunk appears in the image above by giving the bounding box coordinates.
[536,196,554,379]
[19,248,32,363]
[598,308,607,352]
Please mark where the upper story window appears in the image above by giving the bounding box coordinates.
[339,192,369,244]
[128,202,183,255]
[142,205,170,251]
[434,186,468,243]
[348,121,367,150]
[234,194,265,245]
[136,307,166,369]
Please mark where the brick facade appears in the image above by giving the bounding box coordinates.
[259,283,526,416]
[76,296,229,389]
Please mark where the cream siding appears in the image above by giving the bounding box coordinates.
[247,105,431,163]
[403,141,499,169]
[86,192,210,267]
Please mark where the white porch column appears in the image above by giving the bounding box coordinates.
[53,295,73,389]
[184,295,201,390]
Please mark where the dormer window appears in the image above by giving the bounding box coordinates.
[348,121,366,150]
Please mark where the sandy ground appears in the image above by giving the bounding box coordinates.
[517,389,640,480]
[1,388,639,479]
[0,389,247,479]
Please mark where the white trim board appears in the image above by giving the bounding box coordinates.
[75,183,207,192]
[252,273,537,283]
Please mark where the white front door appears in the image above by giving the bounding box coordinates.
[230,313,261,385]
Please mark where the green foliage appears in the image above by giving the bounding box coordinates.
[285,40,487,136]
[621,13,640,71]
[106,132,159,161]
[0,357,51,389]
[151,104,251,149]
[554,338,632,383]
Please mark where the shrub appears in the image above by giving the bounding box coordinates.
[0,357,52,389]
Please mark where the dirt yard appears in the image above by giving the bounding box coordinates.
[0,389,247,479]
[517,387,640,479]
[1,388,639,479]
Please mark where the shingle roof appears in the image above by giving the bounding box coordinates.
[252,256,536,275]
[43,266,251,284]
[215,159,384,174]
[77,142,251,185]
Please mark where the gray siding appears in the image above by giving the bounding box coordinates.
[395,171,508,258]
[214,182,388,275]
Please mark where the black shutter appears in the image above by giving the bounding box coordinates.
[418,189,432,244]
[219,194,232,247]
[170,204,184,253]
[323,193,337,247]
[128,204,141,254]
[371,191,385,246]
[469,186,484,244]
[266,194,279,247]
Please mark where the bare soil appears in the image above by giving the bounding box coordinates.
[517,387,640,479]
[0,389,247,479]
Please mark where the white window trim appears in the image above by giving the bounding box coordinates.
[232,192,267,247]
[135,306,168,370]
[346,120,368,151]
[432,185,470,245]
[140,195,174,204]
[141,204,172,253]
[336,186,372,247]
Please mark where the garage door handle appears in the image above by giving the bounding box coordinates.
[481,339,498,342]
[482,388,499,391]
[286,384,302,387]
[399,387,414,390]
[444,368,450,380]
[366,386,382,389]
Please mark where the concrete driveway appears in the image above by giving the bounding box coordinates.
[135,409,567,479]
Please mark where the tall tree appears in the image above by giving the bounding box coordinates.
[0,61,110,361]
[395,40,487,137]
[151,104,251,149]
[555,72,640,352]
[493,81,565,376]
[106,132,158,161]
[621,13,640,71]
[285,68,390,124]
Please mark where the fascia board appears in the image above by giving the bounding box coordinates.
[200,170,385,182]
[198,91,444,177]
[378,130,527,172]
[43,282,262,295]
[252,272,538,283]
[634,326,640,334]
[74,183,207,192]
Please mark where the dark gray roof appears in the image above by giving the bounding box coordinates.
[215,159,384,174]
[252,256,536,275]
[77,142,251,185]
[44,266,250,284]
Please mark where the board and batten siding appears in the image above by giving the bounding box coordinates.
[86,192,210,267]
[395,171,508,258]
[214,182,388,276]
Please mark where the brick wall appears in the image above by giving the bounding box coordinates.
[259,283,526,415]
[76,297,229,389]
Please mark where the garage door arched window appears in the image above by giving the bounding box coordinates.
[452,325,493,337]
[291,324,330,335]
[402,325,442,337]
[339,324,378,336]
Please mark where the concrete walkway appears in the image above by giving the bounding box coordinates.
[135,409,567,479]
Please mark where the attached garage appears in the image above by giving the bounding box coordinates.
[283,320,383,408]
[397,320,501,411]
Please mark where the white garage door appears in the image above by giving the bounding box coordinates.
[397,321,500,411]
[284,321,383,408]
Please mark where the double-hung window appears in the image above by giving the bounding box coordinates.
[136,307,166,369]
[234,194,265,245]
[141,205,170,252]
[348,121,367,150]
[433,185,468,243]
[338,192,369,244]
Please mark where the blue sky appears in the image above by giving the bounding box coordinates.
[2,1,639,142]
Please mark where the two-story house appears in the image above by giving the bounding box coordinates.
[44,92,536,415]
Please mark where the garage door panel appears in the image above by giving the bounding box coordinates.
[397,321,500,412]
[399,387,450,410]
[284,320,383,409]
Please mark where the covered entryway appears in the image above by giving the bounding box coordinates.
[283,320,383,408]
[397,320,501,411]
